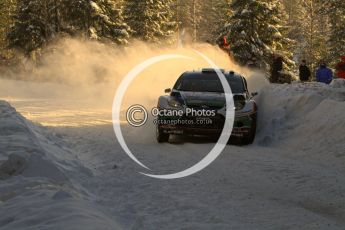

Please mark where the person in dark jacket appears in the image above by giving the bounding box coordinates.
[299,60,311,82]
[270,54,283,83]
[316,62,333,84]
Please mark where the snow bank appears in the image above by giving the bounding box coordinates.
[0,101,81,181]
[256,80,345,162]
[0,101,120,230]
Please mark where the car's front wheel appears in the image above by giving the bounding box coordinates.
[156,125,169,143]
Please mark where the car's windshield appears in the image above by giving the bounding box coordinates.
[174,74,245,94]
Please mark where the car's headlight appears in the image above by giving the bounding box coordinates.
[168,99,183,108]
[235,100,246,111]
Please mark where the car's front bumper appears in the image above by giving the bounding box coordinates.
[158,112,256,137]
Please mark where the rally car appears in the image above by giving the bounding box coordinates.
[156,69,258,145]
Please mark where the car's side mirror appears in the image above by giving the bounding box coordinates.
[251,92,258,97]
[165,88,172,94]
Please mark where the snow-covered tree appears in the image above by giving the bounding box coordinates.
[174,0,230,44]
[224,0,294,70]
[7,0,57,56]
[198,0,231,43]
[8,0,130,55]
[124,0,177,43]
[174,0,202,44]
[299,0,330,72]
[61,0,130,44]
[282,0,306,60]
[281,0,335,73]
[327,0,345,65]
[231,0,294,67]
[0,0,16,57]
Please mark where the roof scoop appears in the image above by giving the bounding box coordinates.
[201,68,225,73]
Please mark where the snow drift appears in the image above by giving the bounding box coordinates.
[0,101,121,230]
[0,100,86,180]
[256,80,345,163]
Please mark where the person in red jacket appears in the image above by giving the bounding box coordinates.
[217,35,231,53]
[335,56,345,79]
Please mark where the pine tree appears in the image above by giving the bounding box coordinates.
[0,0,16,57]
[174,0,202,44]
[124,0,177,43]
[7,0,56,56]
[90,0,130,44]
[198,0,231,43]
[175,0,230,44]
[327,0,345,65]
[61,0,130,44]
[59,0,90,35]
[282,0,306,60]
[8,0,130,55]
[299,0,330,72]
[224,0,294,69]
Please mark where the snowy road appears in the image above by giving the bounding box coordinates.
[58,124,345,230]
[1,81,345,229]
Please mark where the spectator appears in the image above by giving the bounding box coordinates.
[316,62,333,84]
[270,54,283,83]
[335,56,345,79]
[299,60,311,82]
[217,35,231,53]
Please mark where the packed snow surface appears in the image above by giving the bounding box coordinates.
[1,80,345,229]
